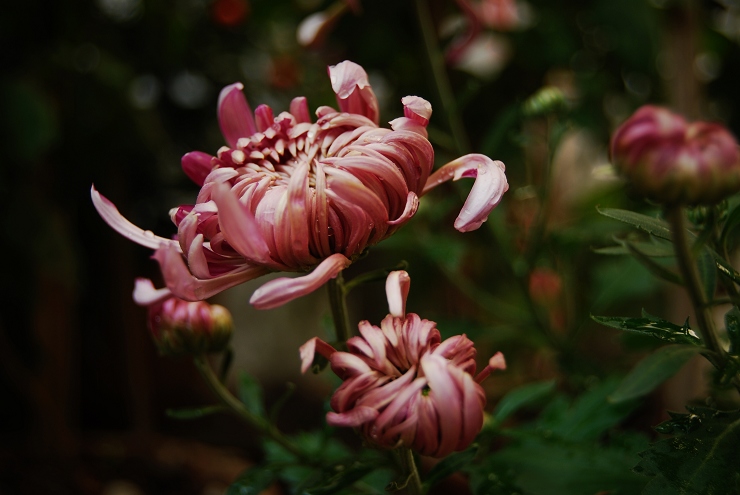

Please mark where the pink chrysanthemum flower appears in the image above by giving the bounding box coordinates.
[300,271,506,458]
[92,61,508,309]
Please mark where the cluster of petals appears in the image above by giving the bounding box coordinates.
[134,279,233,356]
[611,105,740,205]
[92,61,508,309]
[300,271,506,458]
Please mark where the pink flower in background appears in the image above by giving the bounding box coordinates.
[92,61,508,309]
[611,105,740,204]
[134,279,233,356]
[300,271,506,458]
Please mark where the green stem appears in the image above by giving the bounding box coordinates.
[666,207,728,369]
[328,274,352,342]
[414,0,470,155]
[398,448,423,495]
[193,356,312,463]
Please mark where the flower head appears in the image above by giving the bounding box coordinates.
[300,271,506,458]
[610,105,740,204]
[92,61,508,309]
[134,279,233,356]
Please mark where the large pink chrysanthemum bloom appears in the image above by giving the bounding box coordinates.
[300,271,506,458]
[92,61,508,309]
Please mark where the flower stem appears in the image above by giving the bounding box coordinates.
[414,0,470,155]
[666,207,731,373]
[398,448,423,495]
[328,274,352,343]
[192,355,312,463]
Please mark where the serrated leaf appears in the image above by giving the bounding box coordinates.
[237,371,265,418]
[226,465,277,495]
[306,462,377,495]
[710,250,740,284]
[596,207,673,241]
[591,312,701,345]
[423,446,478,489]
[609,345,703,403]
[594,240,674,257]
[165,404,227,419]
[625,241,683,285]
[635,407,740,494]
[492,380,557,424]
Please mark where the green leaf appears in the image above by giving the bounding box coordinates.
[423,446,478,489]
[492,380,557,424]
[594,239,675,257]
[165,405,227,419]
[591,312,701,345]
[609,345,704,403]
[596,207,673,241]
[306,462,378,495]
[237,371,265,418]
[226,465,277,495]
[720,198,740,245]
[635,407,740,494]
[710,250,740,284]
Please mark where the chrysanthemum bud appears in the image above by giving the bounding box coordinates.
[135,279,233,356]
[610,105,740,205]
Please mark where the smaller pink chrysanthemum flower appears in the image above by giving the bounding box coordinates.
[611,105,740,204]
[300,271,505,458]
[134,279,233,356]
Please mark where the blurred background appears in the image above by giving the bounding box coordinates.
[3,0,740,493]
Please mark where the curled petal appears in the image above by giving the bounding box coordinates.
[91,186,180,251]
[388,192,419,225]
[329,60,380,125]
[181,151,214,186]
[154,245,268,301]
[386,271,411,318]
[423,154,509,232]
[133,278,172,306]
[249,253,351,309]
[401,96,432,127]
[327,406,379,427]
[218,83,257,148]
[299,337,337,374]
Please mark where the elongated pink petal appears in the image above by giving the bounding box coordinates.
[421,354,463,457]
[290,96,311,124]
[154,245,268,301]
[181,151,214,186]
[328,60,379,125]
[386,270,411,318]
[211,183,274,266]
[423,154,509,232]
[249,253,351,309]
[91,186,180,251]
[299,337,337,373]
[218,82,256,148]
[132,278,172,306]
[327,406,378,427]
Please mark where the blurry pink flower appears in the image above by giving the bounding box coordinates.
[611,105,740,204]
[134,279,233,356]
[300,271,506,458]
[92,61,508,309]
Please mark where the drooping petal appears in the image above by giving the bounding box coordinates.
[423,154,509,232]
[133,278,172,306]
[211,182,274,266]
[386,270,411,318]
[181,151,214,186]
[91,186,180,251]
[328,60,380,125]
[154,245,268,301]
[218,82,257,148]
[326,406,379,427]
[299,337,337,373]
[249,253,351,309]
